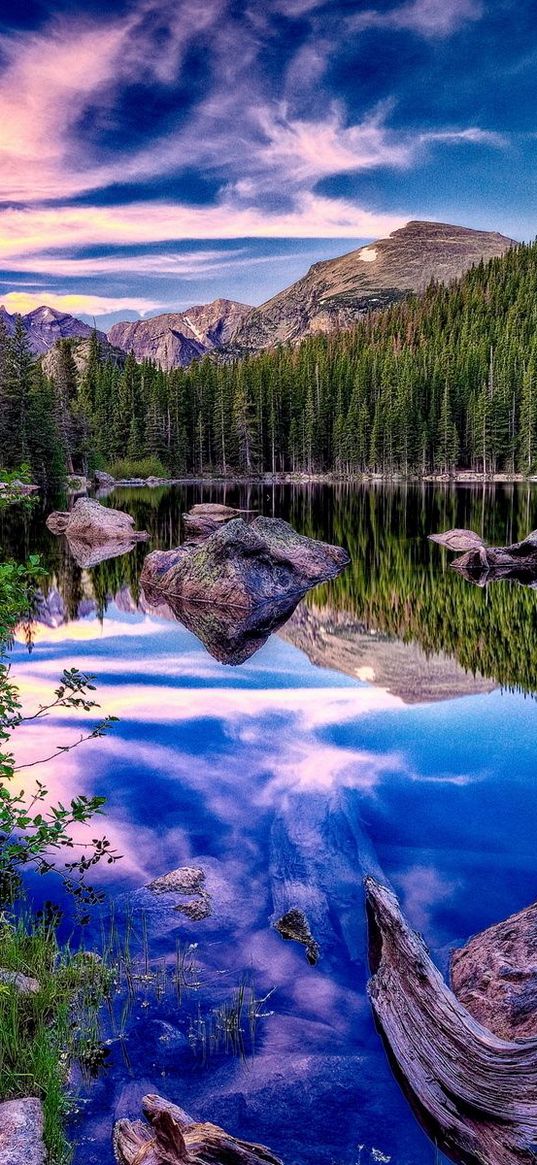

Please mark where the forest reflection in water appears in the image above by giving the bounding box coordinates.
[5,482,537,1165]
[4,479,537,693]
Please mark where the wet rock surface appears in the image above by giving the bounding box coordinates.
[141,516,349,612]
[147,866,212,921]
[46,497,148,546]
[0,1097,45,1165]
[450,898,537,1040]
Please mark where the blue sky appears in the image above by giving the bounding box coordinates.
[0,0,534,327]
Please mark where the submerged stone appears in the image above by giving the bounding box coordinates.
[274,908,320,966]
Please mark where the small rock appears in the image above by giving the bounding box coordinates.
[94,470,116,488]
[0,1097,45,1165]
[0,968,40,995]
[274,908,320,965]
[147,866,206,895]
[174,897,212,921]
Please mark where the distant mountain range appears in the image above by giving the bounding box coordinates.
[107,298,250,371]
[0,221,517,370]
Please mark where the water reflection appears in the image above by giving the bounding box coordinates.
[5,484,537,1165]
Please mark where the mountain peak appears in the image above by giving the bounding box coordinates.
[108,298,252,370]
[231,219,517,351]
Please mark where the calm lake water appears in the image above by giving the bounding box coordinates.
[4,482,537,1165]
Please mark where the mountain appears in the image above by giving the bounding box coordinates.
[0,305,16,336]
[108,298,251,370]
[230,220,517,352]
[280,604,496,705]
[41,333,126,380]
[0,304,105,355]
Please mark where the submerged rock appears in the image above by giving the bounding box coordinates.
[147,866,212,922]
[450,898,537,1040]
[274,908,320,966]
[46,497,148,546]
[0,1097,45,1165]
[147,867,206,895]
[140,516,349,611]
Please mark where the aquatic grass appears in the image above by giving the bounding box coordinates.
[0,912,114,1164]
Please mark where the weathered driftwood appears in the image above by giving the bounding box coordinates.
[113,1093,283,1165]
[451,898,537,1041]
[365,876,537,1165]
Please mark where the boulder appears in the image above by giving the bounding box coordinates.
[46,497,148,546]
[183,502,257,541]
[94,470,116,488]
[0,1098,45,1165]
[0,969,40,995]
[140,516,349,611]
[450,898,537,1040]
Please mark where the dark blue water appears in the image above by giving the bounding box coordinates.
[6,482,537,1165]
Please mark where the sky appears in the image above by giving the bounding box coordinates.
[0,0,535,328]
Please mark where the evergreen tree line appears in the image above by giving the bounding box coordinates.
[5,239,537,483]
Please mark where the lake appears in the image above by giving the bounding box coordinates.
[3,481,537,1165]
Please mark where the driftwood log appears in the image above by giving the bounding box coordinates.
[114,1093,283,1165]
[365,876,537,1165]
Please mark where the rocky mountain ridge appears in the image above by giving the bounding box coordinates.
[0,303,106,355]
[1,221,518,369]
[230,220,517,351]
[108,298,251,371]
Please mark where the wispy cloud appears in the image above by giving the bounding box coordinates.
[352,0,483,39]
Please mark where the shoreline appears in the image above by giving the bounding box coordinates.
[104,471,537,487]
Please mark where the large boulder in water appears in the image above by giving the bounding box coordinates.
[46,497,148,545]
[140,516,349,610]
[450,898,537,1040]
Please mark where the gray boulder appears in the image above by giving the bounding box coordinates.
[46,497,148,546]
[140,516,349,610]
[0,1098,45,1165]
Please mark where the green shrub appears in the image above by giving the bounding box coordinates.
[106,456,167,479]
[0,464,32,485]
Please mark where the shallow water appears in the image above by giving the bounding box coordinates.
[4,482,537,1165]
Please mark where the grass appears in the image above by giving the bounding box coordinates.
[105,456,168,480]
[0,911,113,1165]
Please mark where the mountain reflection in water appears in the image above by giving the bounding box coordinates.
[4,482,537,1165]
